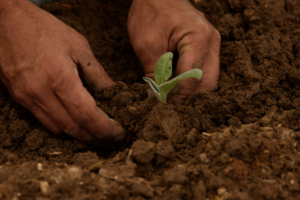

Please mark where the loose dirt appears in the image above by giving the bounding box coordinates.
[1,0,300,199]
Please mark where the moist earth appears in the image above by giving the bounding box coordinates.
[1,0,300,199]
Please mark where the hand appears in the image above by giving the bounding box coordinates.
[128,0,221,103]
[0,0,125,145]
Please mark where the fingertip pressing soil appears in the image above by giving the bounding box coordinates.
[1,0,300,199]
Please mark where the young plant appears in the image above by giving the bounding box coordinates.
[143,52,202,103]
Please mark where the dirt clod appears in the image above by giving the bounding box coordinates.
[1,0,300,199]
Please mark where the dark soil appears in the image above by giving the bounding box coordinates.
[1,0,300,199]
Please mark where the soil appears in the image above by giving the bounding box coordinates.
[1,0,300,199]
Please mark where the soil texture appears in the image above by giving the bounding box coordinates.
[1,0,300,199]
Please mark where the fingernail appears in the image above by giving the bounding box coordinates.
[67,131,81,140]
[113,134,126,143]
[147,88,154,97]
[110,119,126,142]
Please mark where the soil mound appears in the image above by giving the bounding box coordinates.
[1,0,300,199]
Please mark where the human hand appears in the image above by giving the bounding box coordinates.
[0,0,125,145]
[128,0,221,103]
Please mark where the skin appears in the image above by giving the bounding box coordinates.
[129,0,221,103]
[0,0,125,145]
[0,0,220,145]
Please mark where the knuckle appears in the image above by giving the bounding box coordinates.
[77,35,90,49]
[47,68,60,81]
[1,66,14,80]
[200,23,213,39]
[132,35,164,65]
[131,38,146,56]
[12,89,24,102]
[61,124,79,135]
[181,78,201,93]
[51,75,64,89]
[198,12,205,18]
[131,32,158,55]
[73,105,92,125]
[26,84,41,98]
[50,70,71,90]
[184,18,213,40]
[50,128,62,135]
[169,37,178,48]
[43,64,66,89]
[213,29,221,44]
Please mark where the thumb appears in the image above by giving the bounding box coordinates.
[174,50,203,104]
[170,27,220,104]
[143,62,158,98]
[141,54,165,98]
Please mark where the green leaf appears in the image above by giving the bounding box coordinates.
[159,69,202,103]
[155,52,173,85]
[143,77,161,102]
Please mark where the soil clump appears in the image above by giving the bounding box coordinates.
[1,0,300,199]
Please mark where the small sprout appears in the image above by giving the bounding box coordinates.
[143,52,202,103]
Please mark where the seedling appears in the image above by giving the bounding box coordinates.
[143,52,202,103]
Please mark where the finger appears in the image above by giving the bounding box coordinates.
[31,86,110,144]
[195,46,220,91]
[70,36,114,91]
[22,100,62,134]
[172,34,211,102]
[178,29,220,92]
[136,47,166,98]
[8,73,112,145]
[68,127,111,146]
[15,63,110,144]
[129,28,169,80]
[54,63,126,142]
[12,91,62,134]
[171,27,220,103]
